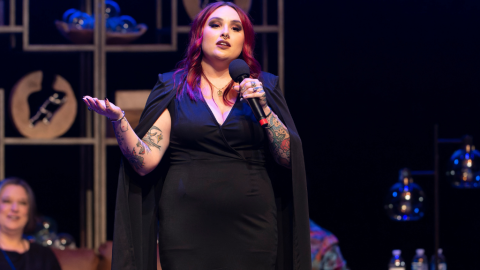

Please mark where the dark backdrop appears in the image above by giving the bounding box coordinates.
[2,0,480,269]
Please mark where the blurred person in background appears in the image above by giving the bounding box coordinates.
[310,219,348,270]
[0,177,61,270]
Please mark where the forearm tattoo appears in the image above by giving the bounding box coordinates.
[142,126,163,150]
[266,111,291,168]
[113,117,152,171]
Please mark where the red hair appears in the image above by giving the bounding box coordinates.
[174,1,261,105]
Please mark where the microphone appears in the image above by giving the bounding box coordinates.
[228,59,268,127]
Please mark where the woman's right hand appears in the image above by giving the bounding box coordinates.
[82,96,123,120]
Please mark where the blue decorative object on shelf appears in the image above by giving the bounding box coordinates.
[53,233,76,250]
[34,216,58,246]
[58,1,146,44]
[106,17,121,32]
[116,15,138,33]
[105,0,121,18]
[62,8,78,23]
[446,135,480,188]
[68,11,94,30]
[385,168,426,221]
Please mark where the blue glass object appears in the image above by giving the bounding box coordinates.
[106,17,121,32]
[385,168,426,221]
[446,135,480,188]
[53,233,76,250]
[68,11,94,29]
[105,0,121,18]
[34,216,58,247]
[62,8,78,23]
[36,215,58,233]
[115,15,138,33]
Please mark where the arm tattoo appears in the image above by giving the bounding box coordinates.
[113,118,128,148]
[113,117,149,171]
[125,144,145,170]
[142,125,163,150]
[266,111,291,168]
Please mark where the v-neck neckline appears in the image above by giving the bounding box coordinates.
[202,94,239,127]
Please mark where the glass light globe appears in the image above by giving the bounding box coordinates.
[68,11,94,30]
[106,17,121,32]
[62,8,79,23]
[53,233,76,250]
[105,0,121,18]
[35,229,57,247]
[385,168,426,221]
[36,216,58,234]
[115,15,138,33]
[446,135,480,188]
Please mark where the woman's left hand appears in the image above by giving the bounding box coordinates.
[233,78,267,109]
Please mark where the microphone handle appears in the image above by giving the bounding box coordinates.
[237,75,268,127]
[246,97,268,127]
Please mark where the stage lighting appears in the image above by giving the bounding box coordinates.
[385,168,426,221]
[446,135,480,188]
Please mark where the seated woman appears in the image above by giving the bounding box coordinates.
[310,219,348,270]
[0,177,61,270]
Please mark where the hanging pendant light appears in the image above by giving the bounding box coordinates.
[446,135,480,188]
[385,168,426,221]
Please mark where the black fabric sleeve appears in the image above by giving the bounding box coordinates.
[112,72,177,270]
[261,72,312,270]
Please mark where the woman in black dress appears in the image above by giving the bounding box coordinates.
[0,177,61,270]
[83,2,311,269]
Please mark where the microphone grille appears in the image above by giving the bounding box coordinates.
[228,59,250,82]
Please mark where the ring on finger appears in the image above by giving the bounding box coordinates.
[253,86,262,92]
[251,81,256,88]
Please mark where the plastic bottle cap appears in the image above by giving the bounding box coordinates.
[392,249,401,256]
[416,249,425,255]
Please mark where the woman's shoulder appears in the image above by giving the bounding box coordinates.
[28,243,62,269]
[157,70,185,85]
[259,71,279,89]
[28,242,55,255]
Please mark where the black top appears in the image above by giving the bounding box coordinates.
[111,71,311,270]
[0,242,61,270]
[157,92,277,269]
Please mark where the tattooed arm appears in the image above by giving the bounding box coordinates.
[112,108,171,176]
[263,107,291,169]
[234,78,291,169]
[82,96,171,176]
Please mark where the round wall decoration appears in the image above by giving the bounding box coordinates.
[9,71,77,139]
[182,0,252,21]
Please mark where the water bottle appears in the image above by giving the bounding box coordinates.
[412,249,428,270]
[389,249,406,270]
[430,249,447,270]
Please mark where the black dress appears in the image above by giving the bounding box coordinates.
[0,242,62,270]
[111,71,311,270]
[158,95,277,269]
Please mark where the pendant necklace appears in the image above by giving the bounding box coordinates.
[213,82,230,97]
[202,74,232,97]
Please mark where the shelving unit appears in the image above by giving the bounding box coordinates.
[0,0,284,250]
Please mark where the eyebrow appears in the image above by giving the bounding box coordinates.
[208,17,242,24]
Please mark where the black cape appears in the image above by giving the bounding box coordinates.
[111,71,311,270]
